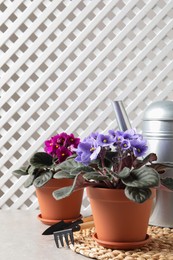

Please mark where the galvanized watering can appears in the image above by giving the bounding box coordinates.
[142,100,173,227]
[112,100,173,228]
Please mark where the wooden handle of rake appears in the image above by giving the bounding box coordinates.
[79,221,95,230]
[82,215,93,223]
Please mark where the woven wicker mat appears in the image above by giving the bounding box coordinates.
[69,226,173,260]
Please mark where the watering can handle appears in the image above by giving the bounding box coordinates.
[112,100,132,131]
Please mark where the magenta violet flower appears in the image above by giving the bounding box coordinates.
[55,132,68,146]
[56,146,72,163]
[44,138,55,154]
[44,132,80,163]
[66,133,80,148]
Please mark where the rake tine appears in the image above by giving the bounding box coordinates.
[54,230,65,248]
[53,232,59,248]
[58,233,64,247]
[64,231,71,247]
[53,229,72,248]
[69,230,74,245]
[53,220,94,248]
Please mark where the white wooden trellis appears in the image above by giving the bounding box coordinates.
[0,0,173,212]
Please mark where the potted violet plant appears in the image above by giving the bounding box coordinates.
[52,128,173,249]
[13,132,84,225]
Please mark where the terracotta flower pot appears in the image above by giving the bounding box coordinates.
[36,178,83,225]
[87,187,156,249]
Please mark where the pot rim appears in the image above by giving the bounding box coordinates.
[86,186,156,202]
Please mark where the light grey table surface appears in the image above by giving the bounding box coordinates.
[0,210,89,260]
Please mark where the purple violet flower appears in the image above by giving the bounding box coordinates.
[108,130,116,139]
[75,128,149,167]
[97,134,114,147]
[121,139,131,150]
[123,129,137,139]
[115,131,124,143]
[131,139,148,157]
[90,132,99,140]
[75,139,100,165]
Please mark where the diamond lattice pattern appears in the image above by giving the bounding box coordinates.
[1,0,173,211]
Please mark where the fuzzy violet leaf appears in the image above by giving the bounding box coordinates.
[24,175,36,188]
[125,187,152,203]
[27,165,40,175]
[33,171,53,188]
[105,151,118,162]
[54,170,74,179]
[133,153,157,168]
[70,166,94,175]
[53,173,84,200]
[150,162,173,174]
[13,167,29,176]
[30,152,53,168]
[53,185,74,200]
[161,178,173,191]
[118,167,131,179]
[103,151,117,168]
[54,157,81,171]
[53,173,96,200]
[83,172,108,181]
[122,166,160,188]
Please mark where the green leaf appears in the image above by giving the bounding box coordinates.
[122,166,160,188]
[33,171,53,188]
[150,162,173,174]
[54,170,74,179]
[30,152,53,168]
[100,151,118,169]
[118,167,131,179]
[53,186,74,200]
[161,178,173,191]
[103,158,113,168]
[83,172,108,181]
[24,175,35,188]
[13,167,29,176]
[54,157,81,171]
[53,173,82,200]
[53,173,92,200]
[102,151,117,168]
[70,166,94,175]
[125,187,152,203]
[27,165,40,175]
[105,151,118,162]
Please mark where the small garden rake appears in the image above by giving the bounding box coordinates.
[53,220,94,248]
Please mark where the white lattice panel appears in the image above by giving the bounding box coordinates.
[1,0,173,211]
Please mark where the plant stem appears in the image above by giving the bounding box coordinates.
[97,168,114,188]
[100,148,106,172]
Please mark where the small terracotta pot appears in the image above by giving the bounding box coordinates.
[36,178,83,223]
[87,187,156,243]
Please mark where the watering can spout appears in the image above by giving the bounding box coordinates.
[112,100,131,131]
